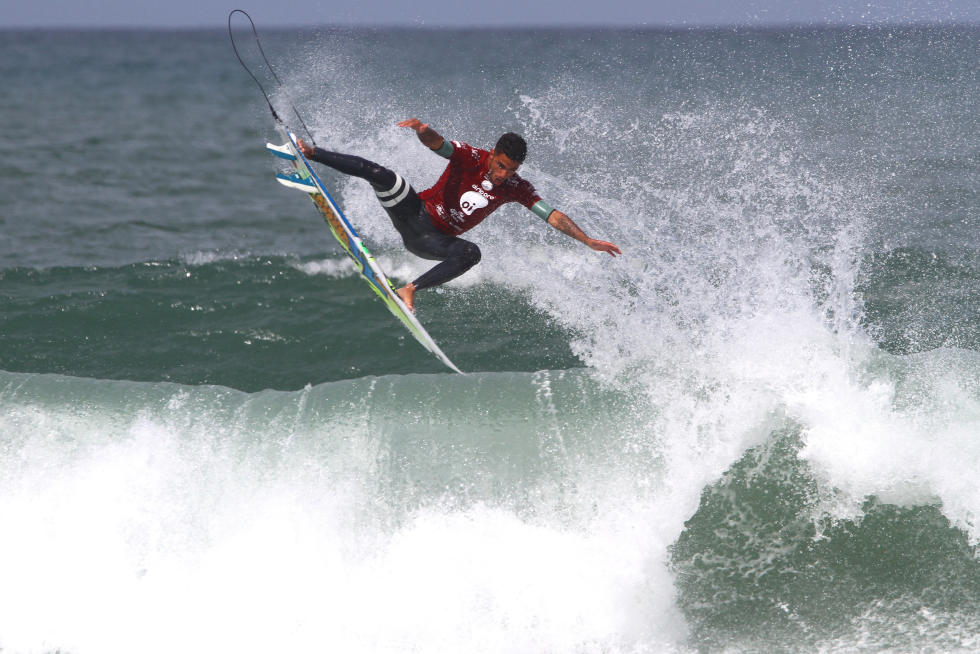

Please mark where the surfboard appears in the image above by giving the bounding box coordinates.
[266,125,462,374]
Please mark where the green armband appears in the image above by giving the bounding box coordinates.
[434,140,454,159]
[531,200,555,221]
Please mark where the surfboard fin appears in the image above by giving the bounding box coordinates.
[266,142,297,160]
[275,172,317,192]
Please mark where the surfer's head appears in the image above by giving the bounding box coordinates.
[487,132,526,184]
[494,132,527,163]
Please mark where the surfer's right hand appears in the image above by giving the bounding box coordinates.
[399,119,446,151]
[397,118,429,133]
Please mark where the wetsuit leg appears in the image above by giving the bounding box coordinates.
[383,195,481,290]
[309,147,482,290]
[407,230,481,291]
[309,148,398,193]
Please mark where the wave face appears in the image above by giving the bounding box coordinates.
[1,26,978,653]
[0,256,580,388]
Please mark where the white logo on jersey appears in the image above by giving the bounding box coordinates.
[481,179,493,191]
[459,190,489,216]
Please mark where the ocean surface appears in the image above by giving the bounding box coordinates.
[1,23,978,653]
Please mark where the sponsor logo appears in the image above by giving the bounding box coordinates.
[459,190,490,216]
[469,184,496,201]
[481,179,493,191]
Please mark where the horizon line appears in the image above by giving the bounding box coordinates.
[4,19,979,31]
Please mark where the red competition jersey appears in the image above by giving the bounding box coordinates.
[418,141,541,235]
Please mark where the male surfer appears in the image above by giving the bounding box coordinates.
[296,119,621,312]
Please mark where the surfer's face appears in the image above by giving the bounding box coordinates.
[486,151,520,185]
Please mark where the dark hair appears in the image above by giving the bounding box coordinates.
[494,132,527,163]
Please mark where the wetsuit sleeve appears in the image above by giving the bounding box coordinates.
[434,140,455,159]
[531,200,555,221]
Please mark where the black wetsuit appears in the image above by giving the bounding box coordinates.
[309,148,480,291]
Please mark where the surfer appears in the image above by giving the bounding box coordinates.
[296,119,621,311]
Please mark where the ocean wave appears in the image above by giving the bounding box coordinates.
[2,338,979,652]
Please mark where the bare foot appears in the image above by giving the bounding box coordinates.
[396,284,417,313]
[295,138,314,158]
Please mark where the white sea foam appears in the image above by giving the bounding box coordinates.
[0,371,687,654]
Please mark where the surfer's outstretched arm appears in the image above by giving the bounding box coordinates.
[398,118,453,157]
[545,210,622,257]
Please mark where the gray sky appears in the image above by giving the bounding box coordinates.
[4,0,979,28]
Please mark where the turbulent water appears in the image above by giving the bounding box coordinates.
[1,24,978,653]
